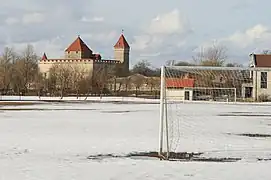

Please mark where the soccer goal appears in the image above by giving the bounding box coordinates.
[158,65,270,160]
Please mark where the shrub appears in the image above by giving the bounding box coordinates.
[258,94,270,102]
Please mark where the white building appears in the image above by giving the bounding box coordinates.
[242,53,271,101]
[165,78,194,100]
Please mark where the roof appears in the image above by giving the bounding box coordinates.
[166,78,194,88]
[65,36,93,53]
[253,54,271,67]
[114,34,130,49]
[41,53,47,60]
[94,53,101,60]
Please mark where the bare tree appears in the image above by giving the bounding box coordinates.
[193,43,227,66]
[226,62,243,67]
[16,44,39,93]
[0,47,17,94]
[47,64,73,98]
[92,63,115,98]
[33,71,45,97]
[12,60,26,94]
[115,77,127,92]
[124,76,131,93]
[47,65,59,96]
[83,75,93,100]
[146,77,160,93]
[57,64,73,98]
[71,65,88,98]
[166,60,195,66]
[131,60,156,76]
[263,50,271,54]
[78,77,91,96]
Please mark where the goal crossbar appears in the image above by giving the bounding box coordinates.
[164,65,270,72]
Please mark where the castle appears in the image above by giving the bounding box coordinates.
[39,33,130,78]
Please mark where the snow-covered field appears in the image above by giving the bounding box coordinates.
[0,97,271,179]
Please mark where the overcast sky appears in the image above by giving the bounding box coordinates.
[0,0,270,67]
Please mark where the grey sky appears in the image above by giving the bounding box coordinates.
[0,0,270,67]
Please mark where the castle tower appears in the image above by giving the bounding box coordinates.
[65,35,93,59]
[114,32,130,76]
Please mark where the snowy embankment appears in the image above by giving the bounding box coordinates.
[2,95,271,106]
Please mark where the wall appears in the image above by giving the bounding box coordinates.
[166,89,193,100]
[39,60,94,78]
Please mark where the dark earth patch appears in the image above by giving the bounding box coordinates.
[258,158,271,161]
[230,112,271,114]
[102,110,134,113]
[219,111,271,117]
[87,151,203,161]
[101,110,150,113]
[239,133,271,138]
[111,101,158,104]
[227,133,271,138]
[219,113,271,117]
[87,151,244,162]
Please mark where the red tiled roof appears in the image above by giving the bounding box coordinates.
[41,53,47,60]
[114,34,130,48]
[253,54,271,67]
[65,36,93,53]
[166,78,194,88]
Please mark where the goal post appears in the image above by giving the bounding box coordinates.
[158,65,271,160]
[159,65,169,160]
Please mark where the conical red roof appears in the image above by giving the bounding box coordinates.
[114,34,130,49]
[65,36,93,53]
[41,53,47,60]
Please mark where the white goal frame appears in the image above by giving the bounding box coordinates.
[158,65,271,160]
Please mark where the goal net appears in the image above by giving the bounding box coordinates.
[158,65,270,160]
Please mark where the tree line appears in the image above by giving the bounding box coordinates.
[0,45,39,95]
[0,43,253,97]
[0,44,160,97]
